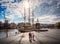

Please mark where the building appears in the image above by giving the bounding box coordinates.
[9,23,17,29]
[32,23,40,29]
[17,23,24,30]
[4,19,9,29]
[35,23,40,29]
[17,22,32,31]
[0,21,4,29]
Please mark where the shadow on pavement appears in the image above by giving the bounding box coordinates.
[19,33,24,44]
[35,30,48,32]
[33,34,43,44]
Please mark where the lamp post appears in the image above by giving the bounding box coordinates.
[28,0,30,24]
[0,4,8,37]
[23,1,30,30]
[23,1,30,23]
[4,10,9,38]
[24,5,26,30]
[32,10,34,30]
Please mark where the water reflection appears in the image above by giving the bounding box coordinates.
[0,29,20,38]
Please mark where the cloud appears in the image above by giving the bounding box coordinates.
[0,0,60,24]
[34,15,57,24]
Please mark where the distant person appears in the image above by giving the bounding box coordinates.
[32,33,35,41]
[15,32,17,34]
[29,32,32,42]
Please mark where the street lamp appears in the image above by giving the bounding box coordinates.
[23,1,30,30]
[23,1,30,22]
[0,4,8,37]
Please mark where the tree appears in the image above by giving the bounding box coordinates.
[0,21,4,29]
[54,22,60,28]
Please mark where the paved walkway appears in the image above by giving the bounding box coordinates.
[0,29,60,44]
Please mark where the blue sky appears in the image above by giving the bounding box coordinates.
[0,0,60,24]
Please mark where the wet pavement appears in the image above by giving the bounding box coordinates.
[0,29,60,44]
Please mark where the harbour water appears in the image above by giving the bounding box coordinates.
[0,29,20,39]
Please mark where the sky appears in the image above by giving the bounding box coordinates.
[0,0,60,24]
